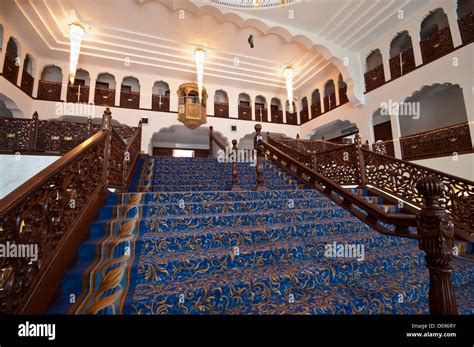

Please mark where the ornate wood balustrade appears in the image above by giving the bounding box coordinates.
[364,64,385,92]
[66,85,90,103]
[372,140,395,157]
[310,102,321,118]
[286,111,298,125]
[37,80,62,101]
[0,108,142,314]
[272,136,350,156]
[214,102,229,118]
[120,90,140,109]
[2,55,19,85]
[152,94,170,112]
[238,105,252,120]
[389,47,416,79]
[271,109,283,124]
[20,71,34,96]
[0,113,139,154]
[420,26,454,65]
[458,12,474,44]
[259,126,465,314]
[400,122,472,160]
[299,106,309,124]
[94,87,115,107]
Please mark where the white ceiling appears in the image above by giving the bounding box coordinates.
[5,0,431,93]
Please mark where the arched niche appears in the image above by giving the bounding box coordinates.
[214,89,229,118]
[270,97,283,124]
[238,93,251,120]
[95,73,116,106]
[419,8,453,63]
[152,81,171,112]
[255,95,267,122]
[38,65,63,101]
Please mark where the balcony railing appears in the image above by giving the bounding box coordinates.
[2,55,19,85]
[238,105,252,120]
[400,122,472,160]
[311,102,321,118]
[323,92,336,112]
[20,70,34,96]
[152,94,170,112]
[458,12,474,44]
[271,109,283,123]
[420,26,454,64]
[286,111,298,125]
[214,102,229,118]
[300,106,309,123]
[67,84,90,103]
[255,107,268,122]
[120,90,140,109]
[364,64,385,92]
[94,87,115,107]
[37,80,62,101]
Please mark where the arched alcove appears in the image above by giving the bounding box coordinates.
[270,97,283,124]
[20,54,35,96]
[419,8,453,63]
[152,81,170,111]
[214,89,229,118]
[120,76,140,109]
[364,49,385,92]
[238,93,251,120]
[456,0,473,43]
[337,73,349,105]
[255,95,267,122]
[95,73,116,107]
[285,100,298,125]
[323,79,336,112]
[3,37,20,84]
[389,31,416,78]
[311,89,321,118]
[300,96,309,123]
[67,68,90,103]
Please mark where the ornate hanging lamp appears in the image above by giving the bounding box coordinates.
[67,13,87,84]
[283,66,294,113]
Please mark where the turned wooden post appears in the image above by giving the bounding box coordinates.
[355,133,367,188]
[28,111,39,151]
[101,108,112,188]
[254,124,267,191]
[296,134,300,139]
[209,126,214,157]
[87,116,93,137]
[231,139,241,191]
[416,176,458,315]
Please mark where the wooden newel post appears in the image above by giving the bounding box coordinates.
[296,134,300,139]
[28,111,39,150]
[102,107,112,188]
[254,124,267,191]
[209,126,214,157]
[231,139,241,191]
[416,176,458,315]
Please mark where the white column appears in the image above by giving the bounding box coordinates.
[407,22,423,66]
[228,91,238,119]
[32,58,43,98]
[114,74,123,107]
[380,45,392,81]
[461,84,474,147]
[61,65,69,102]
[88,76,95,104]
[390,113,403,159]
[15,54,24,87]
[140,80,153,110]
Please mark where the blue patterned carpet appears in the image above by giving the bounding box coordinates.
[49,156,474,315]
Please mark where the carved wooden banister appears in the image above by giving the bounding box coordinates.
[254,124,266,191]
[231,139,241,191]
[0,108,140,314]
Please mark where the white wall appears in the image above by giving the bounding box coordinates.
[412,153,474,181]
[0,154,60,199]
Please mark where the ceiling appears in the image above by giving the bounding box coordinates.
[4,0,431,94]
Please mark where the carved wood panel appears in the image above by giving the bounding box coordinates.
[311,102,321,118]
[94,88,115,107]
[152,94,170,112]
[313,145,361,185]
[458,13,474,44]
[20,71,34,96]
[420,26,454,65]
[255,108,268,122]
[364,64,385,92]
[339,86,348,105]
[0,118,34,150]
[120,91,140,109]
[37,81,62,101]
[67,85,90,103]
[271,109,283,124]
[214,102,229,118]
[300,106,309,124]
[2,55,19,85]
[286,111,298,125]
[238,105,252,120]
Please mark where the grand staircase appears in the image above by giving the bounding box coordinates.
[49,156,474,315]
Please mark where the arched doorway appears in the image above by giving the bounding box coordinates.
[152,81,170,111]
[38,65,63,101]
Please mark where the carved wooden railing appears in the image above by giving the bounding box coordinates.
[267,136,312,167]
[260,131,460,314]
[20,70,34,96]
[238,105,252,120]
[0,108,141,314]
[311,102,321,118]
[152,94,170,112]
[0,113,139,153]
[2,55,19,85]
[120,90,140,109]
[271,109,283,124]
[67,85,90,103]
[272,136,351,156]
[286,111,298,125]
[372,140,395,157]
[389,47,416,79]
[255,108,268,122]
[37,80,62,101]
[458,12,474,44]
[94,87,115,107]
[364,64,385,92]
[300,106,309,124]
[400,122,472,160]
[420,26,454,65]
[214,102,229,118]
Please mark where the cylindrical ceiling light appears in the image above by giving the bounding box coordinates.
[283,66,294,113]
[68,21,86,84]
[194,48,206,99]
